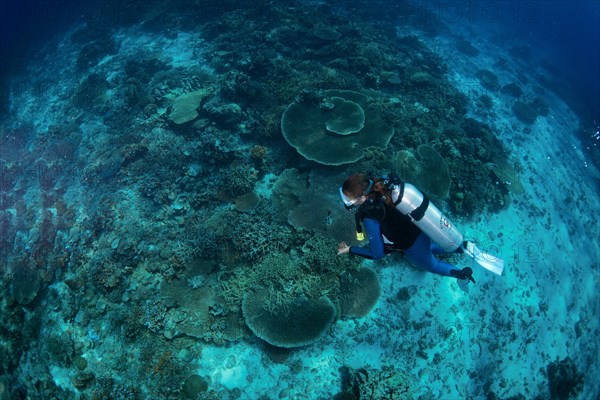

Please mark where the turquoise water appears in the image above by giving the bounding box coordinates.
[1,1,598,399]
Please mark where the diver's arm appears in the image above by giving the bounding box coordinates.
[348,218,385,260]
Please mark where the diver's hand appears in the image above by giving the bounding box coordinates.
[337,241,350,255]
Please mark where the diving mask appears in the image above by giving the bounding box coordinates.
[339,180,373,210]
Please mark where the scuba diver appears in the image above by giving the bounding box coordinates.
[336,173,503,282]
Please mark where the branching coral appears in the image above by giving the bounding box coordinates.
[142,296,168,334]
[300,233,357,275]
[90,258,126,297]
[219,252,315,310]
[229,203,294,261]
[233,192,261,212]
[220,162,258,195]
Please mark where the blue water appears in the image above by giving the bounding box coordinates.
[1,1,599,399]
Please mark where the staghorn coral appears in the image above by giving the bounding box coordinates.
[220,252,311,309]
[229,202,294,261]
[250,252,300,287]
[301,233,358,275]
[187,275,206,289]
[142,296,168,334]
[218,243,346,334]
[91,377,141,400]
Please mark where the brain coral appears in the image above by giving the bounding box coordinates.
[242,287,336,348]
[339,266,381,318]
[281,90,394,165]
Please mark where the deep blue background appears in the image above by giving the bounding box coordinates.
[1,0,90,70]
[505,1,599,124]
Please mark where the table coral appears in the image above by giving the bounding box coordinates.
[339,266,381,318]
[167,89,211,125]
[281,90,394,165]
[242,287,336,348]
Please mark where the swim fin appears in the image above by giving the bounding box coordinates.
[463,241,504,276]
[457,277,470,293]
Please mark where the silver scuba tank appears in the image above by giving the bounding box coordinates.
[390,182,463,252]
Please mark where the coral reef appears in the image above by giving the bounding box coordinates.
[281,90,394,165]
[0,0,557,398]
[167,89,212,124]
[9,258,42,305]
[547,357,584,400]
[334,365,414,400]
[282,169,356,243]
[242,287,336,348]
[501,83,523,98]
[339,266,381,318]
[512,101,539,124]
[228,203,295,261]
[395,145,451,199]
[233,191,261,212]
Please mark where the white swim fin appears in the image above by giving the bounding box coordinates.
[463,242,504,276]
[457,277,470,293]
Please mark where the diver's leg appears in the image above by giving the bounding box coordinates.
[431,242,464,255]
[404,233,458,276]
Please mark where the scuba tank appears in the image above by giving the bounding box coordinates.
[386,177,463,252]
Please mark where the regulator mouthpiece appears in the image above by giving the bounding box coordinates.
[356,231,365,241]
